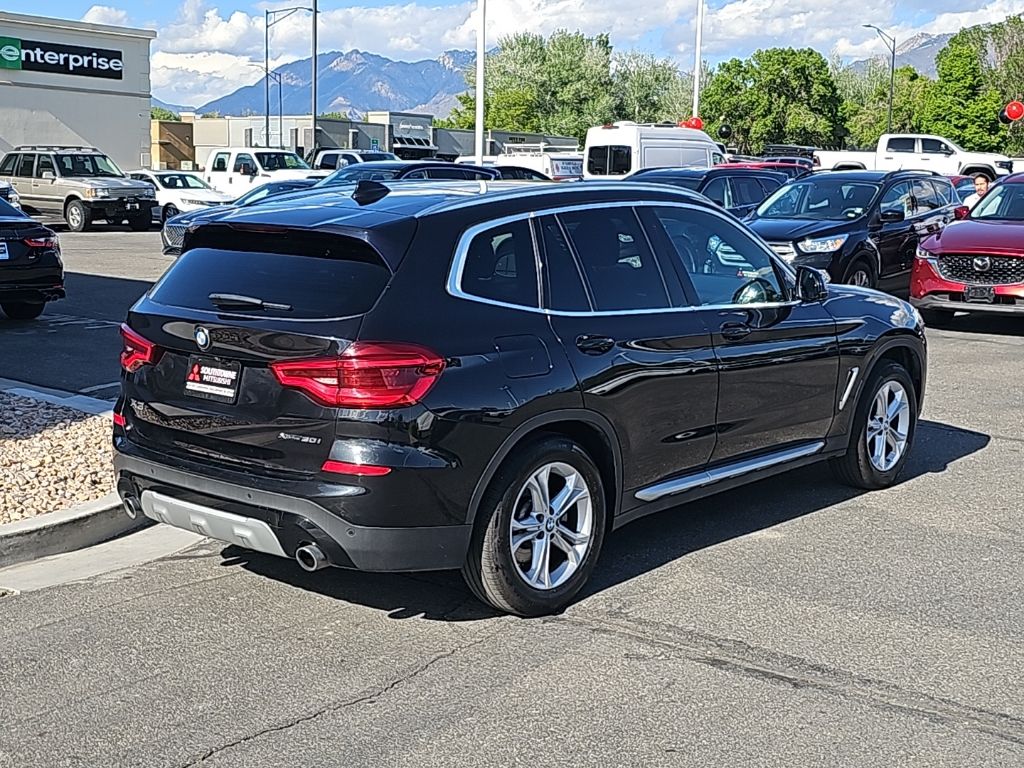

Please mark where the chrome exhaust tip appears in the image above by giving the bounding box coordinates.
[295,544,328,572]
[123,496,142,520]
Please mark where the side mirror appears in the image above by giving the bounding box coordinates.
[40,171,55,180]
[954,205,970,220]
[796,265,829,303]
[879,208,905,223]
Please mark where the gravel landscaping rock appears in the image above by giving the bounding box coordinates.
[1,393,112,525]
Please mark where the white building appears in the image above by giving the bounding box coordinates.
[0,12,155,170]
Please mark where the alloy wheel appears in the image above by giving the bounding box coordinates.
[849,269,871,287]
[508,462,594,591]
[865,380,911,472]
[67,206,82,229]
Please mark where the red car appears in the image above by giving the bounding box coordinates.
[912,172,1024,324]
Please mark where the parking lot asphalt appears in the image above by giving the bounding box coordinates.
[1,228,1023,765]
[0,230,167,398]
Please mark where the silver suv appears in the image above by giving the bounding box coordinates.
[0,146,158,232]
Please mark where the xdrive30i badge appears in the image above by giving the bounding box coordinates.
[194,326,211,350]
[278,433,322,445]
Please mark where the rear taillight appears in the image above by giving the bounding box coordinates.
[113,412,126,427]
[120,324,160,373]
[321,460,391,477]
[270,342,445,408]
[24,236,59,249]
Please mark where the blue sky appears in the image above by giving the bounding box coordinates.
[10,1,1024,108]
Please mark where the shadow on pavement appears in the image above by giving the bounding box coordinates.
[930,314,1024,337]
[218,419,990,622]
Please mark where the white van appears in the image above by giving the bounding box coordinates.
[583,122,724,180]
[201,148,326,194]
[495,143,584,181]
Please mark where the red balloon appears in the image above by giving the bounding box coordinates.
[690,116,704,130]
[1006,101,1024,121]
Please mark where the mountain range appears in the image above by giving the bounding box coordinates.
[850,32,955,77]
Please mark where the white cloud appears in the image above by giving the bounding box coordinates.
[80,5,130,26]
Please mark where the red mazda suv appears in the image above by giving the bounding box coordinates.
[912,172,1024,324]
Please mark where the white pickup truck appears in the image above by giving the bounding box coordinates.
[815,134,1014,180]
[200,148,327,194]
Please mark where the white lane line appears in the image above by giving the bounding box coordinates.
[80,381,121,394]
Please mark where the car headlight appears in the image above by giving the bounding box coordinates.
[798,234,849,253]
[8,192,20,206]
[915,246,937,263]
[84,188,113,199]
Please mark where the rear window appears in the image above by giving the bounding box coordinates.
[587,146,631,176]
[151,231,391,319]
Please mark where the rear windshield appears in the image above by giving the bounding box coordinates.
[150,233,391,319]
[587,146,631,175]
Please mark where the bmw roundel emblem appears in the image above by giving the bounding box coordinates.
[194,326,211,351]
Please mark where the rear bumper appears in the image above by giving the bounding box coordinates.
[85,199,158,220]
[113,444,472,572]
[0,268,64,303]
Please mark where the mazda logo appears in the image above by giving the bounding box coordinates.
[973,256,992,272]
[194,326,211,351]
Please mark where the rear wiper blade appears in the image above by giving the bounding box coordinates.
[208,292,292,312]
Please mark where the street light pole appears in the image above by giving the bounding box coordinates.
[864,24,896,134]
[692,0,705,118]
[263,6,311,148]
[311,0,318,156]
[474,0,486,164]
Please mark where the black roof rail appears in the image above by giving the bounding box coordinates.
[13,145,100,153]
[883,168,943,180]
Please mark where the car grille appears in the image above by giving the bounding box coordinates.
[937,254,1024,285]
[162,223,186,250]
[767,242,796,261]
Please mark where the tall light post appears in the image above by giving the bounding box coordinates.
[265,6,311,148]
[692,0,705,118]
[311,0,319,156]
[864,24,896,134]
[474,0,486,165]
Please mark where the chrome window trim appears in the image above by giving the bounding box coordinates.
[446,199,799,316]
[634,441,826,502]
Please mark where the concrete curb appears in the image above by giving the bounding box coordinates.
[0,492,150,569]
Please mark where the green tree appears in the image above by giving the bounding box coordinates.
[613,51,689,123]
[843,66,933,148]
[700,48,842,152]
[150,106,180,121]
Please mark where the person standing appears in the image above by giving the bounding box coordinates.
[964,174,990,208]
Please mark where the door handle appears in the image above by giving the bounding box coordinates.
[575,335,615,355]
[720,322,752,341]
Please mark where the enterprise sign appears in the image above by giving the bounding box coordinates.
[0,36,124,79]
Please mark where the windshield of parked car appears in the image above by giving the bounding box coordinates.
[157,174,213,190]
[317,166,400,184]
[254,152,310,171]
[57,153,124,177]
[756,178,880,220]
[970,183,1024,220]
[234,183,300,206]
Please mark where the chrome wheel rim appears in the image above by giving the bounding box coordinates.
[849,269,871,287]
[866,381,911,472]
[67,206,82,229]
[509,462,593,591]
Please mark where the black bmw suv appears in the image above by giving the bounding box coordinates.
[747,170,960,292]
[114,180,927,616]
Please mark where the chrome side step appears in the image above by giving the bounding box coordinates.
[634,441,826,503]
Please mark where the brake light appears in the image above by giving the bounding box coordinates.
[321,460,391,477]
[120,324,160,373]
[270,342,445,408]
[113,412,126,427]
[24,236,59,249]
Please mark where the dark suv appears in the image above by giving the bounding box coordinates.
[626,167,787,217]
[746,170,959,291]
[114,180,927,616]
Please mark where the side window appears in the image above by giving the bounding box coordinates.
[729,176,766,206]
[403,170,427,179]
[880,181,916,218]
[0,154,18,175]
[701,177,730,207]
[15,154,36,177]
[886,137,916,153]
[921,139,950,155]
[558,207,671,311]
[233,153,255,173]
[930,180,954,207]
[647,206,786,307]
[210,152,230,172]
[459,219,539,308]
[318,154,338,170]
[35,154,55,178]
[756,176,783,196]
[538,216,590,312]
[912,180,940,212]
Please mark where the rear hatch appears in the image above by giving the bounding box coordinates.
[122,224,395,476]
[0,218,59,287]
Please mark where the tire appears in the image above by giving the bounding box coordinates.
[65,200,90,233]
[162,204,179,223]
[842,257,877,289]
[128,215,151,232]
[918,308,954,328]
[830,360,918,490]
[462,436,607,616]
[1,301,45,321]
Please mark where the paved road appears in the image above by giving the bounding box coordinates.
[1,309,1023,765]
[0,231,166,398]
